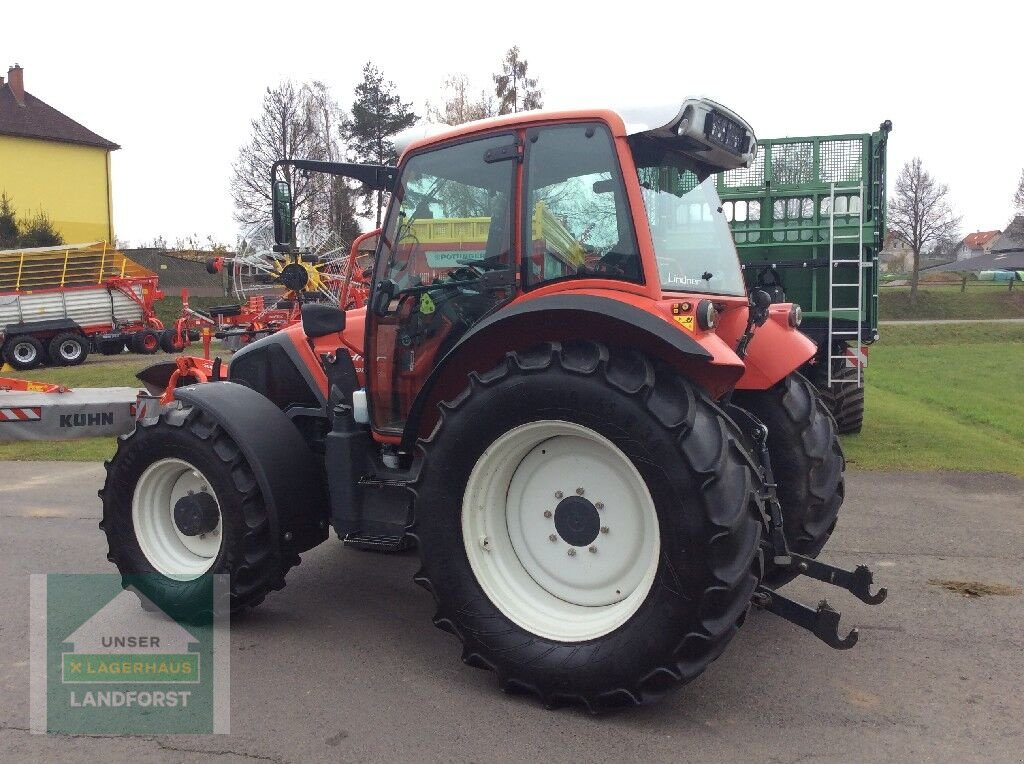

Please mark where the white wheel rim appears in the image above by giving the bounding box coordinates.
[132,458,223,580]
[60,340,82,361]
[14,343,36,362]
[462,420,660,642]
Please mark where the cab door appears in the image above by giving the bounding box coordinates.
[365,133,520,436]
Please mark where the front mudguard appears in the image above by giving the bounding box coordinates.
[724,305,817,390]
[173,381,328,554]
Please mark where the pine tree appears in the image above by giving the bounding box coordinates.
[1013,168,1024,216]
[0,192,18,248]
[342,62,418,228]
[17,209,63,247]
[493,46,543,115]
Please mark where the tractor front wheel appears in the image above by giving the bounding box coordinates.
[413,341,763,710]
[100,407,298,621]
[733,373,845,587]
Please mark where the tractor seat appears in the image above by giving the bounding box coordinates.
[301,303,346,337]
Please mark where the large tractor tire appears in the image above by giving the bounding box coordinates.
[99,406,298,622]
[3,335,45,370]
[48,332,89,366]
[808,360,865,435]
[732,373,845,587]
[413,341,764,710]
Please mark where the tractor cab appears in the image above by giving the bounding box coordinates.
[270,98,797,442]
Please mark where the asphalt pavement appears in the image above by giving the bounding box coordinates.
[1,462,1022,763]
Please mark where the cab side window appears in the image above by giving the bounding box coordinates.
[523,123,641,287]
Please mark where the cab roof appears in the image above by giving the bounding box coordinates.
[394,98,758,172]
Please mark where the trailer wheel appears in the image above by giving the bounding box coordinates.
[413,341,763,710]
[732,373,845,587]
[810,362,865,435]
[99,407,297,622]
[131,330,160,355]
[3,335,44,370]
[48,332,89,366]
[159,328,186,354]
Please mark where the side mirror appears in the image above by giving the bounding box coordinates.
[272,179,294,246]
[750,288,772,327]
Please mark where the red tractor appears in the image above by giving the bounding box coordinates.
[100,99,885,710]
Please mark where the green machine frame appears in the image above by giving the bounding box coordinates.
[717,121,891,382]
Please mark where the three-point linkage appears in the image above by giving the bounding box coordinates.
[725,404,888,650]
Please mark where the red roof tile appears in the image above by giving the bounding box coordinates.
[0,84,119,150]
[961,230,1000,249]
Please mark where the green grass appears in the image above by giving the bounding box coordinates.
[841,322,1024,476]
[879,284,1024,320]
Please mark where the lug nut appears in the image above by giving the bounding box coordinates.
[588,546,597,554]
[567,548,576,557]
[600,526,609,534]
[555,490,563,499]
[548,534,557,542]
[543,510,552,518]
[595,502,604,510]
[576,487,585,496]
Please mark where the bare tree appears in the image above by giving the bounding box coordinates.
[493,46,543,115]
[1013,168,1024,216]
[887,158,961,303]
[231,82,322,231]
[427,74,496,126]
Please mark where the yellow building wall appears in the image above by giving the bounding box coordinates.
[0,134,113,244]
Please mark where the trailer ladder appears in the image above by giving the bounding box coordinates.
[827,181,864,386]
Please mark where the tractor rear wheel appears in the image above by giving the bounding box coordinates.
[3,335,44,370]
[413,341,763,710]
[99,406,297,622]
[48,332,89,366]
[732,373,845,587]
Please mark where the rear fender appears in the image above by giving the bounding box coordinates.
[399,293,744,451]
[174,382,328,554]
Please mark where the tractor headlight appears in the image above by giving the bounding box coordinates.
[789,304,803,328]
[696,299,718,331]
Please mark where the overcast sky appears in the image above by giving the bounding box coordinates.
[5,0,1019,245]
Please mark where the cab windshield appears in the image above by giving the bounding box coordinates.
[630,142,746,296]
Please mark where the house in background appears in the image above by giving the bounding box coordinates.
[989,216,1024,254]
[879,231,912,272]
[955,229,1000,261]
[0,63,119,243]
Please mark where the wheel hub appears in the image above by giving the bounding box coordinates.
[553,495,600,547]
[173,492,220,537]
[15,343,35,361]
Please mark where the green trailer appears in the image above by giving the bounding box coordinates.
[717,121,892,433]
